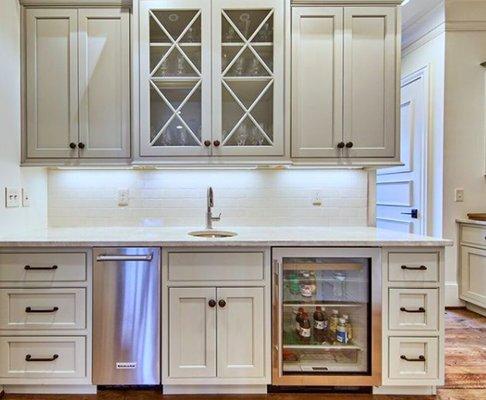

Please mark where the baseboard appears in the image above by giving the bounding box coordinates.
[3,385,97,394]
[163,385,268,394]
[373,386,437,395]
[445,282,464,307]
[466,302,486,317]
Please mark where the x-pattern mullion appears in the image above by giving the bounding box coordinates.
[149,80,202,146]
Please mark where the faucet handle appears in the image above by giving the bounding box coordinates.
[213,213,222,222]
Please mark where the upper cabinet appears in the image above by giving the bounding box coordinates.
[291,3,399,161]
[23,7,131,162]
[139,0,284,157]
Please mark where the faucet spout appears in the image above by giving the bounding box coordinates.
[206,187,221,230]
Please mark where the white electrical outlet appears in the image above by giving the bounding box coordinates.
[118,189,129,207]
[5,187,21,208]
[455,188,464,202]
[22,188,30,207]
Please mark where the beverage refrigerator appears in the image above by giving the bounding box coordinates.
[272,248,382,386]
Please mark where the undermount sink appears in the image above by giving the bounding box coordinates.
[188,230,237,238]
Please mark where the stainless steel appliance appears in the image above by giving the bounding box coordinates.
[93,248,160,385]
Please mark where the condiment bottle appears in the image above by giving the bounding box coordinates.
[342,314,353,342]
[298,312,311,344]
[295,307,305,334]
[328,309,339,343]
[313,306,327,343]
[300,272,313,298]
[336,318,348,344]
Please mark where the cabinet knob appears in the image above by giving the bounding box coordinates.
[69,142,77,149]
[78,142,85,149]
[337,142,345,149]
[204,140,211,147]
[213,140,221,147]
[218,299,226,308]
[208,299,216,308]
[345,142,354,148]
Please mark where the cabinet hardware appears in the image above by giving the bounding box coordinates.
[400,307,425,313]
[204,140,211,147]
[345,142,354,148]
[25,354,59,362]
[218,299,226,308]
[401,209,418,219]
[213,140,221,147]
[24,265,58,271]
[96,254,153,262]
[78,142,85,149]
[401,265,427,271]
[208,299,216,308]
[337,142,345,149]
[25,306,59,313]
[69,142,77,149]
[400,355,425,362]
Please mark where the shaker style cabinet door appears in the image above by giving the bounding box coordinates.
[25,9,79,158]
[343,7,397,158]
[291,7,343,158]
[168,287,217,378]
[211,0,284,156]
[139,0,212,157]
[216,287,265,378]
[78,9,131,158]
[460,246,486,307]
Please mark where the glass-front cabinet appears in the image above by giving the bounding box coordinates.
[139,0,283,157]
[272,248,381,386]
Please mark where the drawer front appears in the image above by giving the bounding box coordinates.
[0,288,86,330]
[461,225,486,248]
[389,337,439,380]
[168,251,265,282]
[0,336,86,379]
[0,253,87,283]
[389,288,439,331]
[388,252,439,282]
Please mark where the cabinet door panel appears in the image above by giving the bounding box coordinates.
[343,7,396,158]
[461,246,486,306]
[291,7,343,158]
[139,0,211,157]
[26,9,79,158]
[169,287,216,378]
[217,287,265,378]
[78,9,130,158]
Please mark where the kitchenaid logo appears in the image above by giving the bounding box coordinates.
[116,362,137,369]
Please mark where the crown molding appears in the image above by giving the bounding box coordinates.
[19,0,131,6]
[402,1,445,50]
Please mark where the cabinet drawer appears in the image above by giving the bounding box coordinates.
[389,288,439,331]
[461,225,486,248]
[388,252,439,282]
[0,253,87,283]
[0,336,86,379]
[0,288,86,331]
[389,337,439,380]
[168,251,265,282]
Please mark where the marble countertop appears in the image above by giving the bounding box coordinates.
[0,226,452,248]
[456,218,486,227]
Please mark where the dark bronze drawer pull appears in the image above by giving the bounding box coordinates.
[25,306,59,313]
[401,265,427,271]
[25,354,59,362]
[400,307,426,313]
[24,265,58,271]
[401,355,426,362]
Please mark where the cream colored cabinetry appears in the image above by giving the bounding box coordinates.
[0,249,92,387]
[162,248,271,390]
[458,222,486,316]
[23,7,130,162]
[291,3,399,163]
[379,248,444,393]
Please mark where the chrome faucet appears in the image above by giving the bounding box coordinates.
[206,187,221,230]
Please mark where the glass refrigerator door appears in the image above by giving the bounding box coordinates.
[281,257,370,375]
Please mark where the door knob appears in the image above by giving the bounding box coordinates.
[345,142,354,148]
[401,209,418,219]
[213,140,221,147]
[204,140,211,147]
[78,142,85,149]
[69,142,77,149]
[337,142,345,149]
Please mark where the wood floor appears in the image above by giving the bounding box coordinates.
[2,308,485,400]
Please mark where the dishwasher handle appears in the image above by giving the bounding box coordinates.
[96,254,153,262]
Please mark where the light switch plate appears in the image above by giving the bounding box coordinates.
[22,188,30,207]
[455,188,464,202]
[5,187,21,208]
[118,189,129,207]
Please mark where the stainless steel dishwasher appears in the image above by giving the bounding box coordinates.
[93,248,160,385]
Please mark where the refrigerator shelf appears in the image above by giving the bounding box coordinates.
[282,301,366,308]
[283,343,362,351]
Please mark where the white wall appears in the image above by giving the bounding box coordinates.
[0,0,47,234]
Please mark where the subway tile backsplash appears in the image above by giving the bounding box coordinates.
[47,169,369,228]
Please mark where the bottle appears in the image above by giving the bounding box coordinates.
[328,309,339,343]
[309,272,317,295]
[289,272,300,295]
[342,314,353,342]
[295,307,305,334]
[336,318,349,344]
[300,272,313,298]
[297,312,311,344]
[313,306,327,343]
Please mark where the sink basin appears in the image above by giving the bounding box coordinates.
[188,230,238,238]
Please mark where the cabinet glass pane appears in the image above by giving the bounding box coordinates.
[281,257,370,375]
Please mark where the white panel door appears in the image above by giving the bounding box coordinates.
[139,0,212,157]
[168,287,216,378]
[25,9,79,158]
[343,7,396,158]
[212,0,284,156]
[291,7,343,158]
[377,73,426,234]
[78,9,130,158]
[217,287,265,378]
